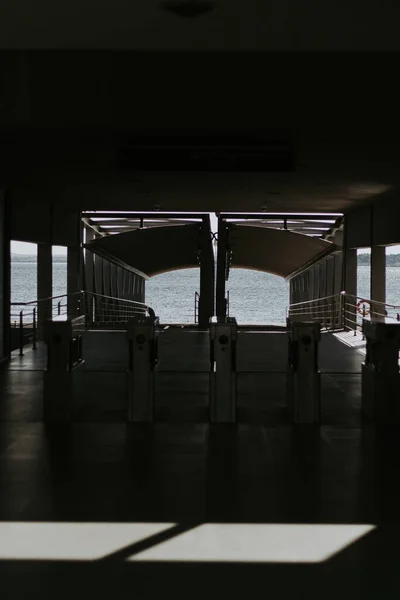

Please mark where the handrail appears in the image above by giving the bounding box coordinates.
[10,292,81,307]
[289,293,340,308]
[86,291,148,307]
[340,292,400,311]
[288,291,400,338]
[10,290,152,355]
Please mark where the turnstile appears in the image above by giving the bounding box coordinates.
[127,315,159,422]
[209,317,237,423]
[362,320,400,424]
[43,316,86,421]
[287,320,321,423]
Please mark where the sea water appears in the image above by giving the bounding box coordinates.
[10,260,400,325]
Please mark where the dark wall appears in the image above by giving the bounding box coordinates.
[10,196,80,246]
[345,192,400,249]
[0,192,10,359]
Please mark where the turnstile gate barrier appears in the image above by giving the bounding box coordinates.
[209,316,237,423]
[127,315,159,422]
[43,316,86,421]
[287,320,321,423]
[362,320,400,424]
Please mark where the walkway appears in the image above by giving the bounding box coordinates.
[0,329,397,599]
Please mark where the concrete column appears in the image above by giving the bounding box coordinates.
[0,193,10,360]
[67,214,83,316]
[343,248,357,330]
[371,245,386,319]
[216,217,228,318]
[198,216,215,328]
[37,243,53,337]
[84,228,95,294]
[67,245,81,316]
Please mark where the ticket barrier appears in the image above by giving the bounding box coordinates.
[209,317,237,423]
[287,320,321,423]
[127,316,159,422]
[362,320,400,424]
[43,316,86,421]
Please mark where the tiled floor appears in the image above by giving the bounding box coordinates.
[0,330,399,598]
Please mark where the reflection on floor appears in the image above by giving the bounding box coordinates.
[1,330,399,598]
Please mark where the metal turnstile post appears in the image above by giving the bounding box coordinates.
[127,316,159,422]
[287,320,321,423]
[43,316,86,421]
[362,320,400,424]
[209,317,237,423]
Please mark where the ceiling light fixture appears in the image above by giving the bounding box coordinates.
[160,0,217,18]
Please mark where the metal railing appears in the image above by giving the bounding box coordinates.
[10,291,151,355]
[226,290,230,317]
[288,291,400,336]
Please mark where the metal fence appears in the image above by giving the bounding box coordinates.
[10,291,151,355]
[288,291,400,336]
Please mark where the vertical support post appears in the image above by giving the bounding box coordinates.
[37,243,53,339]
[343,248,357,331]
[371,245,386,320]
[84,227,95,323]
[216,216,227,319]
[67,214,83,317]
[198,215,215,328]
[0,193,10,360]
[67,245,81,316]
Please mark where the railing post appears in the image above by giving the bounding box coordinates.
[19,310,24,356]
[32,307,37,350]
[58,301,61,316]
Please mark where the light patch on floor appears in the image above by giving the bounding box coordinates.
[0,522,175,561]
[129,523,375,564]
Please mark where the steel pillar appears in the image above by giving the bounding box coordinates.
[37,243,53,339]
[67,245,81,316]
[198,215,215,328]
[216,217,228,318]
